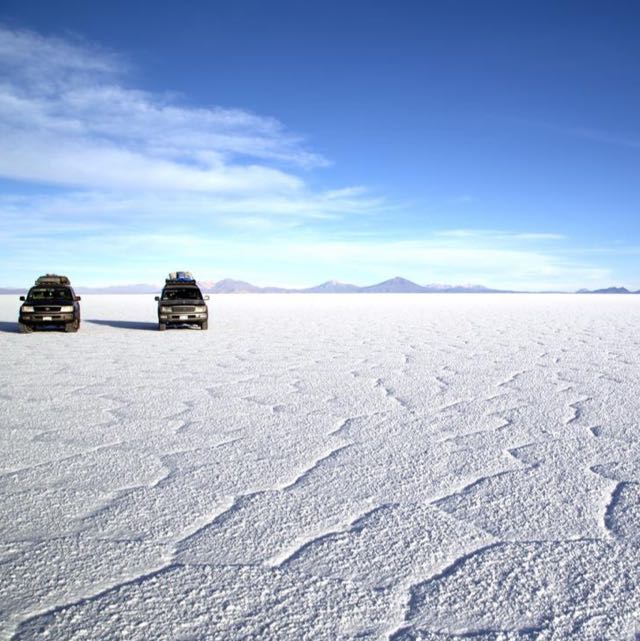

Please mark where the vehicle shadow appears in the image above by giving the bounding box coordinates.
[87,320,158,331]
[0,321,19,333]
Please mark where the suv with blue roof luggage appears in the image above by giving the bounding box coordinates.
[155,272,209,331]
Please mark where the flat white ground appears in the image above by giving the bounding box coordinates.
[0,294,639,640]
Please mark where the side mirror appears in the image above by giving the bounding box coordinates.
[19,296,25,301]
[204,295,210,301]
[154,296,160,301]
[75,296,82,301]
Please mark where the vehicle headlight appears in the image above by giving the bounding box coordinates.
[194,306,207,312]
[59,306,74,312]
[161,306,172,313]
[21,305,34,312]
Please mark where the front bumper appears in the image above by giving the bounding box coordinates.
[20,313,75,324]
[158,312,208,322]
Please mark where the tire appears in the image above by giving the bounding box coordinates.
[201,321,208,330]
[159,323,167,331]
[64,320,79,333]
[19,322,33,334]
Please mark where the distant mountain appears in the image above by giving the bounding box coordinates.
[362,276,428,293]
[195,280,218,292]
[577,287,632,294]
[0,276,595,295]
[202,278,264,293]
[0,277,507,294]
[303,280,361,293]
[198,278,290,293]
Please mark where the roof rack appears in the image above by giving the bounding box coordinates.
[35,274,70,286]
[166,271,196,284]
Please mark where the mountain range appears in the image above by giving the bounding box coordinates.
[576,287,636,294]
[81,276,505,295]
[1,277,638,295]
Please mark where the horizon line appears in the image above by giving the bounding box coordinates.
[0,275,636,295]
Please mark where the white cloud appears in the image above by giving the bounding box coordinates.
[0,25,329,195]
[435,229,566,241]
[0,186,385,235]
[0,22,393,266]
[0,27,121,86]
[0,131,303,193]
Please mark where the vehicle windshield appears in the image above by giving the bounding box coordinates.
[162,288,202,301]
[28,287,73,301]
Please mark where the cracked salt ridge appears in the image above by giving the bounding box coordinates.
[12,564,398,641]
[0,536,176,641]
[434,439,626,542]
[7,561,179,641]
[268,502,392,568]
[2,294,640,640]
[374,378,412,410]
[278,502,496,638]
[173,440,358,565]
[395,539,640,640]
[564,395,593,426]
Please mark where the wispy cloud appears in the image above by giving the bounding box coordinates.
[0,188,386,241]
[0,25,331,195]
[435,229,566,241]
[0,25,392,248]
[567,127,640,150]
[449,195,474,204]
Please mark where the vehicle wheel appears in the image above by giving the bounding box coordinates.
[19,322,33,334]
[201,321,208,330]
[64,320,79,333]
[159,323,167,331]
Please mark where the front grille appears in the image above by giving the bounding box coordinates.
[173,306,196,312]
[35,306,61,312]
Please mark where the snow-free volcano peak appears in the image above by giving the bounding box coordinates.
[576,286,632,294]
[303,280,361,293]
[204,279,264,293]
[362,276,427,293]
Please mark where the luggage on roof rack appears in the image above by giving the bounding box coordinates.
[35,274,70,286]
[166,271,195,283]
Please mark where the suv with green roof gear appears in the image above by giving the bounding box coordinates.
[19,274,81,333]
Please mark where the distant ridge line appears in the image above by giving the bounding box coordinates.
[1,277,639,295]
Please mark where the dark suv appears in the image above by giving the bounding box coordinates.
[19,275,81,333]
[155,272,209,331]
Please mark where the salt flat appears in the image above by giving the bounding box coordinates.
[0,293,639,641]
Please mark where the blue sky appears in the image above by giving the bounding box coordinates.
[1,1,639,289]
